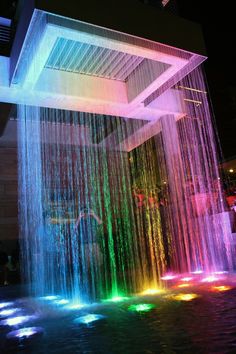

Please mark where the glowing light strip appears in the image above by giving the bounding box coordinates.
[184,98,202,105]
[178,86,207,94]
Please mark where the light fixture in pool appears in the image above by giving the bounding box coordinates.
[0,302,14,309]
[102,296,130,303]
[177,283,191,288]
[39,295,59,301]
[54,299,69,305]
[128,304,155,313]
[181,277,192,282]
[141,288,163,295]
[74,314,106,325]
[64,303,85,310]
[201,276,218,283]
[214,271,228,275]
[0,315,36,327]
[161,274,176,280]
[0,308,20,317]
[212,286,232,292]
[6,327,44,340]
[191,270,203,274]
[172,293,199,302]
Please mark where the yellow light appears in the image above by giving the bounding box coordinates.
[229,169,234,173]
[173,293,199,301]
[177,284,191,288]
[141,288,163,296]
[213,286,232,292]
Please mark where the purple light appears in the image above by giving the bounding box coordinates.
[202,276,218,283]
[6,327,44,340]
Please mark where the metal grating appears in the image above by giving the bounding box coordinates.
[45,38,144,81]
[0,25,11,43]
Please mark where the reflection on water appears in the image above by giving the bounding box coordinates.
[1,282,236,354]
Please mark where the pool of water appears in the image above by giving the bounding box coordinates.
[1,277,236,354]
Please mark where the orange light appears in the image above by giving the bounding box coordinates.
[177,283,191,288]
[212,286,232,292]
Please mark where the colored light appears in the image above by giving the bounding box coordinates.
[141,288,163,295]
[172,293,199,301]
[161,274,176,280]
[0,315,35,326]
[39,295,59,301]
[64,303,85,310]
[103,296,130,303]
[191,270,203,274]
[6,327,44,340]
[0,302,14,309]
[0,308,20,317]
[177,283,191,288]
[229,169,234,173]
[181,277,192,282]
[202,276,218,283]
[74,314,106,325]
[212,286,232,292]
[214,271,228,275]
[54,299,69,305]
[128,304,155,313]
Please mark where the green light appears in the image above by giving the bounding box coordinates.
[128,303,155,313]
[102,296,130,303]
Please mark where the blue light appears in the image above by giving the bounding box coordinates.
[54,299,69,305]
[0,302,14,309]
[0,308,21,317]
[6,327,44,340]
[39,295,60,301]
[74,314,106,325]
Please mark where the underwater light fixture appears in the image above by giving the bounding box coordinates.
[0,315,36,327]
[0,302,14,309]
[181,277,192,282]
[54,299,70,305]
[39,295,60,301]
[102,296,130,303]
[161,274,176,280]
[6,327,44,340]
[202,276,218,283]
[128,304,155,313]
[0,308,21,317]
[172,293,199,302]
[212,286,232,292]
[74,314,106,325]
[141,288,163,295]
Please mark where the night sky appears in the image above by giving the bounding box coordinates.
[176,0,236,160]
